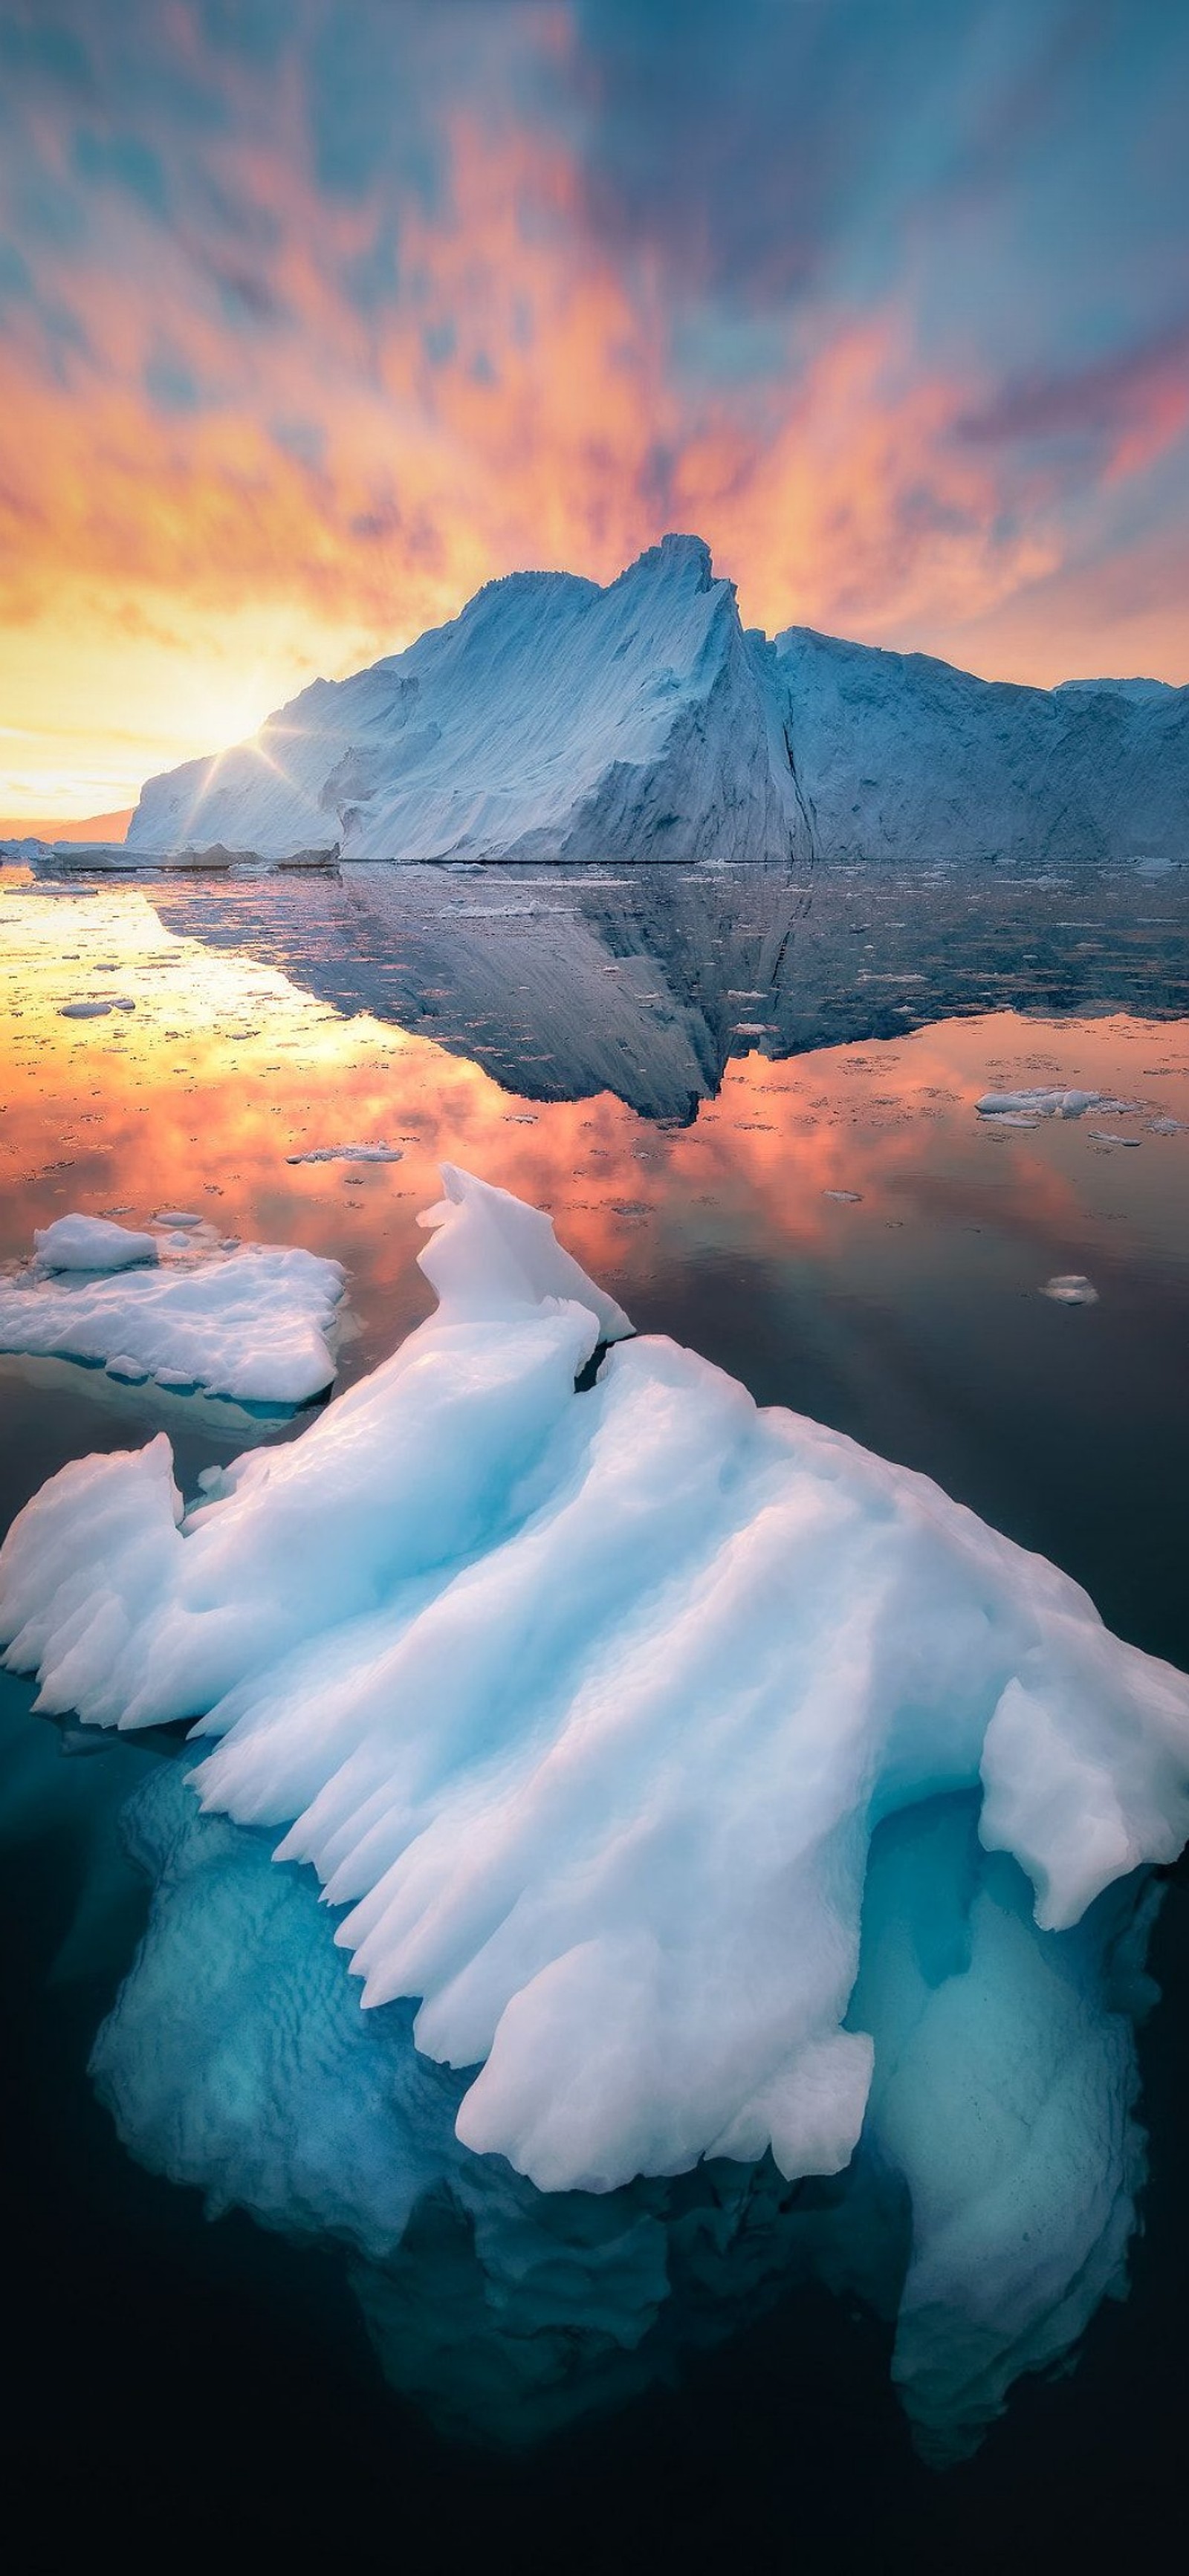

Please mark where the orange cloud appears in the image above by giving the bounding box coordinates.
[0,76,1184,820]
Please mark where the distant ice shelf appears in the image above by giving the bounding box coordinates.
[1,1168,1186,2459]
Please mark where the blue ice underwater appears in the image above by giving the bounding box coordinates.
[2,1168,1186,2463]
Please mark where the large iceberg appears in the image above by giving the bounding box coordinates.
[1,1169,1186,2453]
[123,534,1188,870]
[128,536,806,870]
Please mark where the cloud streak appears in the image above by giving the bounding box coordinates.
[0,0,1185,815]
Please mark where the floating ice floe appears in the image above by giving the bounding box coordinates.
[1,1167,1186,2459]
[59,996,136,1018]
[286,1143,404,1165]
[0,1214,345,1403]
[1042,1274,1099,1305]
[976,1087,1136,1119]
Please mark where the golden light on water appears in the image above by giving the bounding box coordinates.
[1,874,1186,1407]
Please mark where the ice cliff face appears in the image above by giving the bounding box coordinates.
[775,629,1188,866]
[129,535,806,869]
[127,533,1187,871]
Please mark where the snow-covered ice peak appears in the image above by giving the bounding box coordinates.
[123,531,1188,872]
[129,533,805,871]
[2,1167,1187,2208]
[416,1163,633,1341]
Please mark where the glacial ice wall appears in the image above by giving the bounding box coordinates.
[129,536,806,869]
[774,626,1189,867]
[125,533,1188,869]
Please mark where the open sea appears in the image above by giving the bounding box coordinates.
[1,855,1187,2571]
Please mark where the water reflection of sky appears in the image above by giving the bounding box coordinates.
[1,866,1186,1653]
[1,862,1189,2565]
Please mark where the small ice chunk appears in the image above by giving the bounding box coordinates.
[154,1210,203,1227]
[1041,1275,1098,1305]
[286,1143,404,1165]
[823,1189,863,1202]
[1087,1132,1141,1147]
[105,1354,151,1383]
[59,997,135,1018]
[977,1089,1117,1120]
[34,1215,158,1274]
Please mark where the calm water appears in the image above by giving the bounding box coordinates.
[1,858,1188,2569]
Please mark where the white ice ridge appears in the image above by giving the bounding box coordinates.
[1,1167,1187,2200]
[128,536,805,871]
[0,1213,345,1405]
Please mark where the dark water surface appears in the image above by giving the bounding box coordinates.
[1,859,1188,2570]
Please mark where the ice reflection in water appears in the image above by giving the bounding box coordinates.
[0,857,1188,2494]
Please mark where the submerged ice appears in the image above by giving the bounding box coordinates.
[88,1762,1154,2462]
[1,1168,1187,2454]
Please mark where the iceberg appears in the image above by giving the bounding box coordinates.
[1,1168,1186,2453]
[772,625,1189,868]
[123,534,1188,872]
[0,1215,345,1404]
[286,1142,404,1165]
[128,536,806,871]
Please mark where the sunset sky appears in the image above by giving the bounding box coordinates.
[1,0,1187,825]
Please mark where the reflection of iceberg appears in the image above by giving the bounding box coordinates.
[149,858,1189,1126]
[2,1169,1187,2456]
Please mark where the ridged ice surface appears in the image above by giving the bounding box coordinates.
[129,535,805,869]
[123,531,1188,870]
[2,1166,1187,2208]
